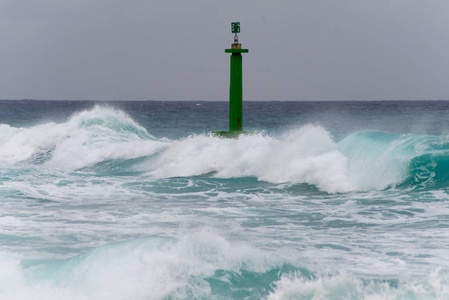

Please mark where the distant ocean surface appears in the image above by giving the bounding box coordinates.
[2,100,449,299]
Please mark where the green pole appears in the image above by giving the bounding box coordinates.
[213,22,250,138]
[225,22,248,132]
[229,53,243,131]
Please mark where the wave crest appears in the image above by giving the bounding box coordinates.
[339,131,449,191]
[3,106,449,193]
[0,106,164,170]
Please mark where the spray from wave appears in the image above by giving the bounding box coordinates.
[0,106,165,169]
[0,231,278,299]
[267,269,449,300]
[1,231,448,300]
[2,106,449,193]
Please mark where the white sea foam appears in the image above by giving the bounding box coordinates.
[1,106,442,193]
[268,270,449,300]
[0,106,165,169]
[3,104,449,300]
[2,107,357,192]
[46,107,166,170]
[2,236,449,300]
[147,125,353,193]
[0,230,272,300]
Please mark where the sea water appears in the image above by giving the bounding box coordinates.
[1,100,449,299]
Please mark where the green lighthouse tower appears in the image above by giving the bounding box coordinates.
[213,22,250,138]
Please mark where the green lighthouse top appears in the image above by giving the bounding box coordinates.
[225,22,249,54]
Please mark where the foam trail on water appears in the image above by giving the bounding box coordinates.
[268,270,449,300]
[2,234,449,300]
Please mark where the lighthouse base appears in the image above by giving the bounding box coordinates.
[212,131,256,138]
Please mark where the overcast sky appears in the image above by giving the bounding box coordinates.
[1,0,449,101]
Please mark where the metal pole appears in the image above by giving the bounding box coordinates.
[229,53,243,131]
[213,22,249,138]
[225,22,248,132]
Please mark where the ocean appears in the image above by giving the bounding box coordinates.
[1,100,449,299]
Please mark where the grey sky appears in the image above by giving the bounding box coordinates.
[1,0,449,101]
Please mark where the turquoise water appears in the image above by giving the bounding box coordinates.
[1,100,449,299]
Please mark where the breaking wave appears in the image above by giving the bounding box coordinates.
[1,232,448,300]
[2,106,449,193]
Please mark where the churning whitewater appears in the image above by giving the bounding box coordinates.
[1,100,449,299]
[1,105,446,192]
